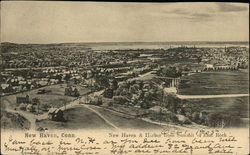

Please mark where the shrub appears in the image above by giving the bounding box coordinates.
[19,103,26,111]
[40,103,51,112]
[113,96,130,105]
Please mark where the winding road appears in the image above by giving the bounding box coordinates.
[5,87,247,131]
[3,89,118,131]
[83,104,120,130]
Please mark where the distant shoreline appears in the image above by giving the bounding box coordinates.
[1,41,249,46]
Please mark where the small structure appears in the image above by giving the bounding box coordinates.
[164,87,177,94]
[26,104,36,112]
[48,108,64,122]
[37,89,51,94]
[205,64,214,69]
[37,89,46,94]
[16,95,30,104]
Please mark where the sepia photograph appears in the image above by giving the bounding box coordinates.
[1,1,249,155]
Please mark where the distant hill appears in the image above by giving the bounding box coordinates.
[81,41,249,46]
[1,41,249,46]
[1,41,248,53]
[0,42,90,53]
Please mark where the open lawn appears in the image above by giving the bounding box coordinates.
[184,96,249,118]
[178,71,249,95]
[1,101,30,130]
[36,105,113,130]
[36,105,163,130]
[89,105,163,129]
[1,111,30,130]
[1,84,90,113]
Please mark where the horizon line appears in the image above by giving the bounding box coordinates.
[1,40,249,45]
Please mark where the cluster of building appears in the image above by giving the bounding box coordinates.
[1,45,248,97]
[16,95,39,113]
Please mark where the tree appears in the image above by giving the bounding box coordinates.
[158,66,182,78]
[129,84,140,95]
[197,56,202,64]
[113,96,130,105]
[64,74,71,82]
[55,74,62,82]
[19,103,27,111]
[95,76,109,89]
[40,103,51,112]
[110,78,118,90]
[207,112,223,127]
[164,94,180,113]
[73,88,80,97]
[32,98,40,114]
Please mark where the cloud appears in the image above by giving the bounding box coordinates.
[161,5,215,22]
[165,10,213,22]
[170,9,191,15]
[217,3,248,12]
[192,13,212,18]
[183,13,213,22]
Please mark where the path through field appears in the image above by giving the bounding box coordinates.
[83,104,120,130]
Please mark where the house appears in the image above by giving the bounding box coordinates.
[164,87,177,94]
[1,84,14,94]
[48,108,64,121]
[86,70,93,78]
[204,64,214,69]
[38,81,48,86]
[16,95,30,104]
[181,71,191,76]
[13,86,22,92]
[18,81,26,85]
[26,104,36,112]
[49,79,59,85]
[191,67,203,73]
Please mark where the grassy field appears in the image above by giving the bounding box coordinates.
[178,71,249,95]
[89,105,163,129]
[1,102,30,130]
[184,96,249,118]
[36,105,113,130]
[1,84,90,113]
[1,111,30,130]
[36,105,163,130]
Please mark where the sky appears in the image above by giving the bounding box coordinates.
[1,2,249,44]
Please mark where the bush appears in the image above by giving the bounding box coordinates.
[19,103,26,111]
[90,96,102,105]
[113,96,130,105]
[176,114,192,125]
[206,112,223,127]
[163,94,181,113]
[191,112,200,123]
[40,103,51,112]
